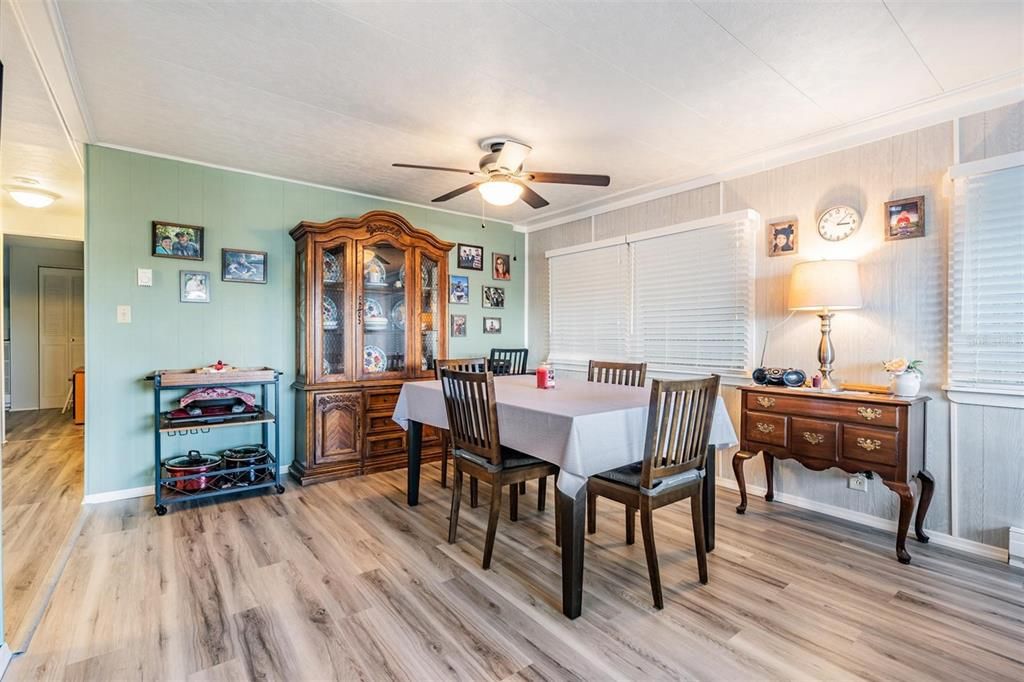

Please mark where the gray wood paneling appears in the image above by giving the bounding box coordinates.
[959,100,1024,163]
[956,404,1024,546]
[593,183,719,240]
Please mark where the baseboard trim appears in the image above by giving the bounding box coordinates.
[82,466,290,504]
[715,477,1010,563]
[0,643,13,678]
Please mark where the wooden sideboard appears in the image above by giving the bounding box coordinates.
[733,385,933,564]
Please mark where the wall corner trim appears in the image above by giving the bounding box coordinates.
[1010,527,1024,569]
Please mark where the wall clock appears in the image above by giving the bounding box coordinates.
[817,205,861,241]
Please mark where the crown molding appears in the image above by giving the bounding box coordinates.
[517,74,1024,233]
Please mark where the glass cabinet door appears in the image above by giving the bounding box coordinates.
[296,244,307,380]
[359,241,410,379]
[419,253,441,374]
[318,240,348,380]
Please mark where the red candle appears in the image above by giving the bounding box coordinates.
[536,365,548,389]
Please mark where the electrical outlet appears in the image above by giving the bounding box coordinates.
[848,474,867,492]
[116,305,132,324]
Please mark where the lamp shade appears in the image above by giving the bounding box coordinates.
[788,260,862,311]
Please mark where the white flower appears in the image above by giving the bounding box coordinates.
[883,357,909,373]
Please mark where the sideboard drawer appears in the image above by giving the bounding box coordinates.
[745,392,900,428]
[366,432,406,457]
[842,425,899,468]
[745,412,788,447]
[791,417,839,462]
[367,412,401,434]
[366,389,400,412]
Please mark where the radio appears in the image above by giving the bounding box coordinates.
[752,367,806,387]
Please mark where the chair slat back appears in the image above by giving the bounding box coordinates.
[440,369,502,465]
[639,375,721,488]
[489,348,529,376]
[434,357,487,380]
[588,360,647,387]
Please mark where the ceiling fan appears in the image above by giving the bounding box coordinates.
[392,137,610,209]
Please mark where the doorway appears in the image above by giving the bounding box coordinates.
[38,267,84,409]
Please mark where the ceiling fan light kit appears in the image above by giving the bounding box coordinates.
[478,177,523,206]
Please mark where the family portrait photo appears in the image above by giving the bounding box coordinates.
[450,314,467,338]
[492,253,511,280]
[449,275,469,304]
[483,316,502,334]
[885,196,925,241]
[222,248,267,284]
[768,218,798,257]
[482,286,505,308]
[180,270,211,303]
[457,243,484,270]
[153,221,204,260]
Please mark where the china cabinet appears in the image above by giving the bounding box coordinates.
[291,211,453,485]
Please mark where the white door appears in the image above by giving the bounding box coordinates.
[38,268,84,409]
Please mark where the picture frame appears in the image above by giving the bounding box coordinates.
[482,285,505,309]
[492,253,511,280]
[153,221,204,261]
[450,314,467,338]
[222,248,267,284]
[884,196,926,241]
[457,243,484,271]
[449,275,470,304]
[483,316,502,334]
[767,217,798,257]
[180,270,211,303]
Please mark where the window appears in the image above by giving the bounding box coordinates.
[948,158,1024,398]
[547,211,757,378]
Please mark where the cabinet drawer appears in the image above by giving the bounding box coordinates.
[745,392,900,428]
[745,412,788,447]
[842,425,898,468]
[366,389,400,412]
[791,417,838,462]
[367,432,406,457]
[367,412,401,434]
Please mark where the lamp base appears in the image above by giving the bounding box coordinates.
[816,311,840,392]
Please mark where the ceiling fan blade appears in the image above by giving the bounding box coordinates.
[393,163,479,176]
[496,141,532,172]
[432,182,481,203]
[525,171,610,187]
[513,181,550,209]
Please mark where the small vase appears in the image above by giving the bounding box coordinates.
[890,371,921,397]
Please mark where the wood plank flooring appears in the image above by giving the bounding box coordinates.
[3,409,84,651]
[8,464,1024,681]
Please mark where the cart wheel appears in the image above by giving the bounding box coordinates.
[275,484,286,494]
[155,505,168,516]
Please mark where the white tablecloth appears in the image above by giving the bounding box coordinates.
[393,375,738,496]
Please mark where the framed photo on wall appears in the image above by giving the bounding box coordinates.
[492,253,511,280]
[180,270,211,303]
[457,243,484,270]
[222,248,267,283]
[449,275,469,304]
[767,218,798,257]
[153,221,204,260]
[483,316,502,334]
[884,196,925,241]
[450,314,467,338]
[482,286,505,308]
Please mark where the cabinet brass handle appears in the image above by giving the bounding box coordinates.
[357,294,363,325]
[856,437,883,452]
[756,422,775,434]
[857,407,882,421]
[803,432,824,445]
[757,396,776,408]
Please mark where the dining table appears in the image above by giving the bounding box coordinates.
[392,373,738,619]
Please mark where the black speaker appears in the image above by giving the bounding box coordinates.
[752,367,806,387]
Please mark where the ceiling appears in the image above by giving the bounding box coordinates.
[0,0,84,239]
[38,1,1024,226]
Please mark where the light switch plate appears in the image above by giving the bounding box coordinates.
[137,268,153,287]
[117,305,132,324]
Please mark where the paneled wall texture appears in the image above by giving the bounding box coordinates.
[528,101,1024,550]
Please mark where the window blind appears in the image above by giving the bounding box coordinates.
[548,243,630,367]
[948,163,1024,393]
[631,221,754,376]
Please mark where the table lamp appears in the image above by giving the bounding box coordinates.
[788,260,862,391]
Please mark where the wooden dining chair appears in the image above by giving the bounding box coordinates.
[442,369,559,569]
[587,360,647,387]
[435,358,487,492]
[586,375,720,608]
[489,348,529,376]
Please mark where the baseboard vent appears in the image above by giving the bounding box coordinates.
[1010,527,1024,569]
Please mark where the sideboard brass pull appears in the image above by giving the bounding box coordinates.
[803,432,825,445]
[756,396,776,408]
[857,407,882,421]
[756,422,775,434]
[856,437,883,451]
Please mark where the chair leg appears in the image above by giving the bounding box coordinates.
[482,479,503,569]
[587,493,597,535]
[470,477,479,508]
[448,466,463,544]
[537,476,547,512]
[440,433,449,489]
[554,499,561,547]
[691,490,708,584]
[510,483,519,522]
[518,481,527,495]
[639,502,663,609]
[625,507,636,545]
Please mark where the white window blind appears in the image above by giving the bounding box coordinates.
[631,221,754,376]
[949,163,1024,394]
[548,243,630,367]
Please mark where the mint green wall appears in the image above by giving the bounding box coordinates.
[85,145,523,495]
